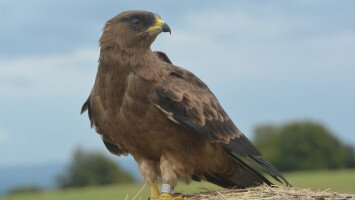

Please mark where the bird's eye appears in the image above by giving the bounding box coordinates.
[131,18,142,26]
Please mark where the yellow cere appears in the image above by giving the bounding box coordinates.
[147,18,165,32]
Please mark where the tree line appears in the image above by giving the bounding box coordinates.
[254,121,355,171]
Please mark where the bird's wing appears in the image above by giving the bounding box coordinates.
[153,66,241,143]
[154,51,173,64]
[81,96,126,156]
[150,54,289,185]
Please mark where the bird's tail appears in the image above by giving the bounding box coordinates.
[203,155,272,189]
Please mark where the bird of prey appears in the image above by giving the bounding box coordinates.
[82,10,289,200]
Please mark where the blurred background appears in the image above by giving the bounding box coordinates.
[1,0,354,199]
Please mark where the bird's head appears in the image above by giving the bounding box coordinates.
[100,10,171,53]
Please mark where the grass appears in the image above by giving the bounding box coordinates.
[284,169,355,194]
[1,182,219,200]
[1,169,354,200]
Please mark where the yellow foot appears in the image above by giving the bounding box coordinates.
[151,193,185,200]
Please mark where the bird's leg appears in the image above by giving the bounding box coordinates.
[157,184,184,200]
[150,178,160,199]
[156,155,185,200]
[135,157,160,199]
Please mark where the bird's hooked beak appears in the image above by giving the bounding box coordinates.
[147,17,171,35]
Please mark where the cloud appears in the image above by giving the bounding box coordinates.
[0,48,98,99]
[0,128,9,143]
[182,10,315,38]
[155,7,355,89]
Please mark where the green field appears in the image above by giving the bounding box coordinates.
[2,169,354,200]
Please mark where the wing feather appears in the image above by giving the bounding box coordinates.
[154,67,241,142]
[151,52,290,186]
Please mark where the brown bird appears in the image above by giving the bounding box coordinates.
[82,10,289,200]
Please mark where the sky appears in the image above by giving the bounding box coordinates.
[0,0,355,168]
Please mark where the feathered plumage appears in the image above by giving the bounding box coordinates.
[82,10,289,199]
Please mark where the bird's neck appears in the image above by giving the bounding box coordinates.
[99,47,156,67]
[98,47,166,81]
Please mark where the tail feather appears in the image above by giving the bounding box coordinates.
[203,153,272,189]
[225,136,291,186]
